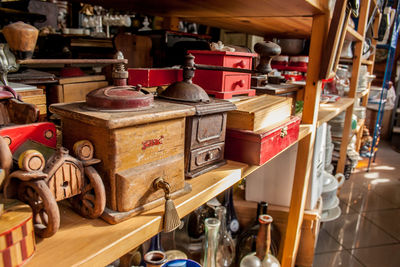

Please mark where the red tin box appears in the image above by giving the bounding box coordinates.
[224,116,301,165]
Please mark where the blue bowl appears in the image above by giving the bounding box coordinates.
[162,259,201,267]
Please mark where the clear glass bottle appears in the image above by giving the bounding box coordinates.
[224,187,240,237]
[215,206,235,267]
[236,202,280,263]
[240,215,280,267]
[202,218,220,267]
[148,233,164,252]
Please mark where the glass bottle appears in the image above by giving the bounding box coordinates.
[236,202,280,263]
[202,218,220,267]
[148,233,164,252]
[215,206,235,267]
[240,215,280,267]
[224,187,240,237]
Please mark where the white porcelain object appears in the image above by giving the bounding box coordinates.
[321,171,345,210]
[321,206,341,222]
[340,40,353,59]
[322,195,339,211]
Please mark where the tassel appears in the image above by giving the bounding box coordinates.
[153,177,181,233]
[163,195,180,233]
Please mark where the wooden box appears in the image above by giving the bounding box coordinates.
[48,75,108,104]
[224,116,301,165]
[50,101,195,223]
[227,94,292,131]
[187,50,257,99]
[0,199,36,267]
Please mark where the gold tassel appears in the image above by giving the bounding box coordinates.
[153,177,181,233]
[163,195,181,233]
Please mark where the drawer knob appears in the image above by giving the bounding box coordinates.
[237,80,245,87]
[234,60,245,68]
[205,151,213,161]
[280,126,288,138]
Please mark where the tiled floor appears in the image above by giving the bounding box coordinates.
[313,141,400,267]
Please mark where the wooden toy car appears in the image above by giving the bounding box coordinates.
[0,86,106,238]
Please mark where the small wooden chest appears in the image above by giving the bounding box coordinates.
[188,50,257,99]
[50,101,195,223]
[224,116,301,165]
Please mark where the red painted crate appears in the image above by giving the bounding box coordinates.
[224,116,301,165]
[188,50,257,99]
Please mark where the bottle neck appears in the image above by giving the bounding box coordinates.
[148,233,163,252]
[203,218,220,267]
[215,206,227,234]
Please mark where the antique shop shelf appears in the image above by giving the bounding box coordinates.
[346,25,363,42]
[317,97,354,126]
[26,123,311,267]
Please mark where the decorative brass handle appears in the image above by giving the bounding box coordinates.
[280,126,288,138]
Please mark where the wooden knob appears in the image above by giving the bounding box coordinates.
[18,149,45,171]
[237,80,245,87]
[73,140,94,161]
[234,60,245,68]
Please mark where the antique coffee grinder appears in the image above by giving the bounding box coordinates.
[51,52,196,232]
[158,54,236,178]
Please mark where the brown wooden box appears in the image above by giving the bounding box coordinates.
[50,101,195,223]
[227,94,292,131]
[47,75,108,105]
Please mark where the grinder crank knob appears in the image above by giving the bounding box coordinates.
[254,41,281,74]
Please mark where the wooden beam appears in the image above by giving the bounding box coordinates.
[281,13,329,267]
[337,0,371,173]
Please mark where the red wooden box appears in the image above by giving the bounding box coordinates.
[224,116,301,165]
[187,50,257,99]
[128,68,181,87]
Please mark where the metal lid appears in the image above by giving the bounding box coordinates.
[86,85,154,111]
[159,54,210,103]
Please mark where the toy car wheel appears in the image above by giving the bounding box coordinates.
[73,140,94,161]
[70,166,105,219]
[18,149,45,172]
[18,180,60,238]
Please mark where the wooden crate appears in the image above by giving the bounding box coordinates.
[48,75,108,104]
[227,94,292,131]
[234,191,321,267]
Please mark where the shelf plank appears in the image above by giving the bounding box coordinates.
[340,58,374,65]
[242,124,312,178]
[317,97,354,126]
[357,89,370,98]
[17,58,127,65]
[345,25,363,42]
[28,160,247,267]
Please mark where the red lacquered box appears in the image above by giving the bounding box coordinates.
[224,116,301,165]
[128,68,181,87]
[188,50,257,99]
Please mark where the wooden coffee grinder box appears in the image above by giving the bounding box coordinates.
[50,59,195,225]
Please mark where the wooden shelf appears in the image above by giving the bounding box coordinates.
[361,59,374,65]
[77,0,326,37]
[26,123,311,267]
[357,89,369,98]
[346,25,363,42]
[317,97,354,126]
[339,58,374,65]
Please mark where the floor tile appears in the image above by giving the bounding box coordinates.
[339,200,357,215]
[362,209,400,241]
[315,229,344,254]
[351,244,400,267]
[339,184,397,212]
[370,183,400,206]
[313,250,364,267]
[322,213,398,249]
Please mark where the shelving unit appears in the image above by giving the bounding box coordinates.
[28,125,312,267]
[19,0,381,266]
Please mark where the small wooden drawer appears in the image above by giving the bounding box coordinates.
[223,74,251,92]
[225,116,301,165]
[188,142,225,172]
[224,56,252,70]
[187,113,227,150]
